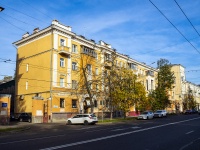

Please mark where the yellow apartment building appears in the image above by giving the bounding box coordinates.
[169,64,200,113]
[13,20,158,123]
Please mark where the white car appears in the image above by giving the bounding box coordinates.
[154,110,167,118]
[67,114,98,125]
[137,111,154,120]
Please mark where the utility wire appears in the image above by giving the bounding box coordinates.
[21,0,54,20]
[0,2,48,25]
[2,11,36,28]
[174,0,200,37]
[0,16,26,32]
[149,0,200,55]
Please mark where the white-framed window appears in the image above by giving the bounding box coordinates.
[151,80,154,90]
[72,99,77,108]
[146,80,148,90]
[120,62,122,67]
[60,58,65,67]
[96,84,99,91]
[60,39,65,46]
[26,64,29,72]
[87,64,92,74]
[60,98,65,108]
[72,44,77,53]
[72,80,77,89]
[95,68,98,75]
[60,78,64,87]
[72,62,77,70]
[26,81,28,90]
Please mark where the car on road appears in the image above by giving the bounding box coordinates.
[137,111,154,120]
[17,113,32,123]
[184,110,192,114]
[67,113,98,125]
[154,110,167,118]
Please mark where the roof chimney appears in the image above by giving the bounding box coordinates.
[22,32,29,38]
[33,27,39,34]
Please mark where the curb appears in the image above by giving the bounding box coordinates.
[0,126,31,135]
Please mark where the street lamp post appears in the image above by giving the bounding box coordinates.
[0,6,5,12]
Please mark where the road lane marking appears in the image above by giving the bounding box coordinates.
[0,134,66,145]
[111,129,125,131]
[186,131,194,135]
[40,117,200,150]
[179,137,200,150]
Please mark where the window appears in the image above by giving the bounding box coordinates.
[26,81,28,90]
[146,80,148,90]
[72,80,77,89]
[94,100,98,107]
[60,39,65,46]
[120,62,122,67]
[95,68,98,75]
[60,78,64,87]
[60,98,65,108]
[72,62,77,70]
[72,44,77,53]
[96,84,99,91]
[60,58,65,67]
[26,64,29,72]
[151,80,154,90]
[87,64,92,74]
[72,99,77,108]
[100,100,104,105]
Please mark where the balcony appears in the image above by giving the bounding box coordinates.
[58,46,71,56]
[104,62,112,69]
[146,70,154,77]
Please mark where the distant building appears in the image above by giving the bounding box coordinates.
[0,80,15,113]
[0,94,11,125]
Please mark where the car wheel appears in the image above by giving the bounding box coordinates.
[84,120,89,125]
[68,120,72,125]
[20,118,23,122]
[146,116,149,120]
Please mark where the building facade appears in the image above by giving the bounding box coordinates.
[13,20,158,123]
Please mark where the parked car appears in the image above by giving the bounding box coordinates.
[198,110,200,115]
[154,110,167,118]
[137,111,154,120]
[67,114,98,125]
[184,110,192,114]
[191,109,198,114]
[17,113,32,123]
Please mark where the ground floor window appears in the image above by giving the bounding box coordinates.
[60,98,65,108]
[72,99,77,108]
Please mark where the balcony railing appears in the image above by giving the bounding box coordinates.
[58,46,71,56]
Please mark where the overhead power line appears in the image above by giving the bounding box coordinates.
[0,16,26,32]
[0,2,48,25]
[174,0,200,37]
[149,0,200,55]
[21,0,53,20]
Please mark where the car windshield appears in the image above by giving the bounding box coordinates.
[141,112,148,114]
[91,114,96,117]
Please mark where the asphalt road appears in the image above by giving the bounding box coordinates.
[0,114,200,150]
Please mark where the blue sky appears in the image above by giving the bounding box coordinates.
[0,0,200,84]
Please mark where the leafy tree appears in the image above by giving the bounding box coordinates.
[71,49,103,113]
[148,58,175,110]
[111,68,146,118]
[183,88,197,110]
